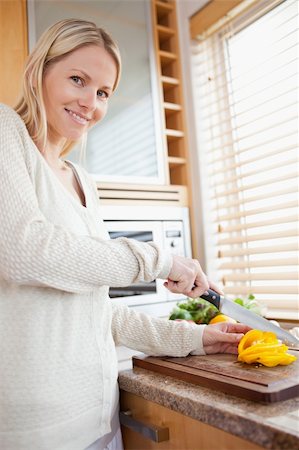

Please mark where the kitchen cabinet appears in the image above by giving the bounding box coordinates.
[151,0,190,188]
[120,391,264,450]
[150,0,197,256]
[0,0,28,106]
[118,367,299,450]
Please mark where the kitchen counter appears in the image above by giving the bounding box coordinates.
[118,367,299,450]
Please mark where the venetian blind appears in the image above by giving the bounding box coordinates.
[191,0,299,318]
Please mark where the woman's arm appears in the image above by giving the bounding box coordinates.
[111,303,206,357]
[111,304,251,356]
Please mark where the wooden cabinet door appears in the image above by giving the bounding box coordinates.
[120,391,264,450]
[0,0,28,106]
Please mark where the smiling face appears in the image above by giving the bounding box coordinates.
[42,44,117,150]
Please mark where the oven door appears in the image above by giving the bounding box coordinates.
[105,221,168,306]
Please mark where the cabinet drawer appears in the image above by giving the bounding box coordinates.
[120,391,264,450]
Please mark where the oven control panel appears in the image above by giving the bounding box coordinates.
[163,221,186,256]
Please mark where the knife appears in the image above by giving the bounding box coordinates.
[200,289,299,347]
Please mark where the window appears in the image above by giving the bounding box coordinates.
[191,0,298,318]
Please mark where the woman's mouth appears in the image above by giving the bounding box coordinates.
[65,108,89,125]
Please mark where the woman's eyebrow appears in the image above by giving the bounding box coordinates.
[70,68,91,81]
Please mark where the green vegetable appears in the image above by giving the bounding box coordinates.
[233,294,265,316]
[169,308,193,321]
[169,297,219,324]
[169,294,266,325]
[234,298,244,306]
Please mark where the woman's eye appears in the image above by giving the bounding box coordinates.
[97,90,108,99]
[71,76,83,86]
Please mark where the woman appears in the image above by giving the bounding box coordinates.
[0,19,250,450]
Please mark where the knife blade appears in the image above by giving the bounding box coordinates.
[200,289,299,347]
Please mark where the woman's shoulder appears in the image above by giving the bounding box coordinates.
[0,103,35,166]
[0,103,26,130]
[0,102,19,117]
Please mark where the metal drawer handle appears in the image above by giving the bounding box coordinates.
[119,410,169,442]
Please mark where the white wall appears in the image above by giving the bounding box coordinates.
[176,0,209,268]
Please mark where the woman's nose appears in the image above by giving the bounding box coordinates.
[78,88,97,111]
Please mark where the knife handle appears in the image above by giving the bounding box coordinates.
[200,289,221,309]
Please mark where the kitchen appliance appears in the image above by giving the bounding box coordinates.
[201,289,299,347]
[101,205,192,370]
[102,205,192,309]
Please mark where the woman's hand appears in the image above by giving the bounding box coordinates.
[164,255,222,298]
[203,322,252,354]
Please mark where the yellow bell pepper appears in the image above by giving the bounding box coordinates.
[237,329,278,354]
[256,353,297,367]
[238,343,287,357]
[238,329,297,367]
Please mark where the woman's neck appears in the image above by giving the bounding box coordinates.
[36,139,67,170]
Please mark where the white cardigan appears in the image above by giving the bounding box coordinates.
[0,103,205,450]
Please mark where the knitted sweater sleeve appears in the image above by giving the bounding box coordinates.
[112,304,206,356]
[0,104,172,293]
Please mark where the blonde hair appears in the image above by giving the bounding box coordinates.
[14,19,121,156]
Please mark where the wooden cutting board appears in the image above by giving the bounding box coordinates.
[133,351,299,403]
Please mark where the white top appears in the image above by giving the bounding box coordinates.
[0,103,205,450]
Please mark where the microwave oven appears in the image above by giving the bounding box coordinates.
[101,205,192,308]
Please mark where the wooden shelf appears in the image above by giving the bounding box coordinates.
[166,129,184,141]
[152,2,189,185]
[155,0,174,19]
[168,156,187,167]
[151,0,196,255]
[159,50,177,65]
[164,101,181,111]
[157,24,175,40]
[152,1,187,178]
[161,75,179,89]
[164,102,182,118]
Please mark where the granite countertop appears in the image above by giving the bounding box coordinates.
[118,367,299,450]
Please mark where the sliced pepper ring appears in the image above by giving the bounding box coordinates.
[237,329,297,367]
[238,329,264,354]
[239,343,287,357]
